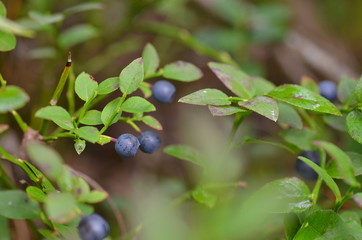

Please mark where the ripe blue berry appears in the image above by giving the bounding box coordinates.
[78,213,109,240]
[138,131,161,153]
[115,133,140,158]
[152,80,176,103]
[296,151,320,180]
[318,80,337,102]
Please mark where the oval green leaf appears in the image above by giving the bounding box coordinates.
[75,72,98,102]
[163,61,202,82]
[142,115,163,130]
[74,126,99,143]
[192,188,217,208]
[0,31,16,52]
[208,105,249,116]
[45,192,77,224]
[79,109,102,125]
[97,77,119,95]
[208,62,254,98]
[101,97,121,126]
[267,84,342,116]
[164,145,204,167]
[0,85,29,112]
[179,88,231,106]
[142,43,159,77]
[121,96,155,113]
[119,57,144,94]
[35,106,74,130]
[240,96,278,121]
[0,190,40,219]
[26,186,46,203]
[347,110,362,144]
[278,103,303,129]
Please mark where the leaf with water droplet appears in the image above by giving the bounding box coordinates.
[179,88,231,106]
[239,96,278,121]
[268,84,341,116]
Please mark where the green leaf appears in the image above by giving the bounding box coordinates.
[97,135,112,145]
[323,114,347,132]
[58,24,98,48]
[245,177,312,213]
[179,88,231,106]
[208,105,249,116]
[239,96,278,121]
[347,110,362,144]
[355,76,362,103]
[28,11,64,25]
[298,156,341,201]
[74,139,86,155]
[300,76,319,94]
[26,186,46,203]
[192,189,217,208]
[284,213,301,240]
[163,61,202,82]
[26,142,64,181]
[97,77,119,95]
[278,103,303,129]
[79,110,102,125]
[208,62,254,98]
[73,177,90,199]
[314,141,360,187]
[0,17,35,38]
[251,76,275,95]
[83,190,108,204]
[45,192,77,224]
[267,84,342,116]
[121,96,155,113]
[119,57,144,94]
[338,76,357,105]
[0,190,40,219]
[327,152,362,178]
[0,2,6,17]
[101,97,121,126]
[0,31,16,51]
[75,72,98,102]
[55,224,80,240]
[164,145,204,166]
[142,43,159,77]
[74,126,100,143]
[294,210,362,240]
[142,115,163,130]
[35,106,74,130]
[139,82,152,98]
[0,85,29,112]
[281,128,318,150]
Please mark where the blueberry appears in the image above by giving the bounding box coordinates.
[138,131,161,153]
[152,80,176,103]
[318,80,337,102]
[115,133,140,158]
[296,151,320,180]
[78,213,110,240]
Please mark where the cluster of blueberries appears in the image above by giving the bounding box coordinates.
[114,80,176,158]
[295,80,338,180]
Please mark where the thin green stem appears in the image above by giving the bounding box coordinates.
[334,186,356,212]
[297,109,317,130]
[0,163,15,189]
[43,132,76,142]
[77,94,97,125]
[66,67,76,115]
[0,73,7,87]
[10,110,28,133]
[311,149,326,203]
[126,120,141,133]
[50,53,72,106]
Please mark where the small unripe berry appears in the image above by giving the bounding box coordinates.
[152,80,176,103]
[115,133,140,158]
[78,213,109,240]
[296,151,320,180]
[138,131,161,153]
[318,80,337,102]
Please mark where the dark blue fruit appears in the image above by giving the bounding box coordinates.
[318,80,337,102]
[138,131,161,153]
[115,133,140,158]
[152,80,176,103]
[296,151,320,180]
[78,213,110,240]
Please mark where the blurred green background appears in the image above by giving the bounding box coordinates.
[1,0,362,239]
